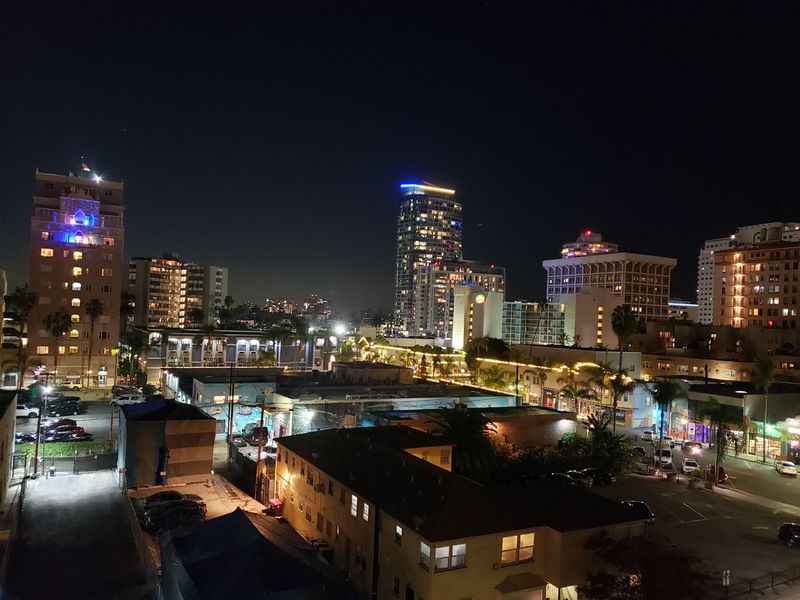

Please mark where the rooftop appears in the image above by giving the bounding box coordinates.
[689,382,800,397]
[122,398,214,421]
[278,427,640,541]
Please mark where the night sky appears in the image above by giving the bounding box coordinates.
[2,4,798,317]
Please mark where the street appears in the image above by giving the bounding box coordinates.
[16,399,116,443]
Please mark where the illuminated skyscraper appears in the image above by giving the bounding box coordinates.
[28,168,125,387]
[394,183,463,336]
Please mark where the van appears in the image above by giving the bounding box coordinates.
[659,448,673,466]
[640,430,654,442]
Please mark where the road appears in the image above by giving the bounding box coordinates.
[625,426,800,509]
[592,474,800,586]
[6,470,153,599]
[16,400,116,443]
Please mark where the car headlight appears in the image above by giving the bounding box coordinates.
[692,447,701,455]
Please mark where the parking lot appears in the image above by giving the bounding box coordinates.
[16,399,115,443]
[593,474,800,583]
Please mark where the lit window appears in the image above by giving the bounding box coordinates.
[362,502,369,522]
[501,533,535,564]
[69,329,79,338]
[72,267,83,276]
[101,268,112,277]
[71,314,80,323]
[213,395,226,404]
[40,248,53,257]
[71,298,80,307]
[350,494,358,517]
[69,346,79,354]
[36,346,49,355]
[103,237,115,246]
[434,544,467,570]
[73,251,83,260]
[72,282,81,291]
[420,542,431,569]
[395,525,403,544]
[41,232,50,240]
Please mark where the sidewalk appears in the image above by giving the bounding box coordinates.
[713,484,800,518]
[6,470,155,599]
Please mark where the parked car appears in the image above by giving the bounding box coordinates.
[632,446,647,457]
[683,441,703,455]
[231,434,247,448]
[143,491,205,510]
[44,431,77,442]
[662,436,676,448]
[143,500,206,534]
[658,448,673,466]
[45,425,85,435]
[56,384,81,392]
[110,394,146,406]
[779,523,800,547]
[112,385,140,396]
[243,427,270,446]
[682,458,700,474]
[15,403,39,419]
[565,469,593,487]
[640,430,655,442]
[546,472,580,487]
[580,467,616,486]
[70,432,93,441]
[621,499,656,523]
[44,418,77,429]
[776,460,798,477]
[15,432,36,443]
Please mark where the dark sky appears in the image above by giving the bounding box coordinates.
[2,4,798,316]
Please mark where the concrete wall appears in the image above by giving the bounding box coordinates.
[0,394,16,505]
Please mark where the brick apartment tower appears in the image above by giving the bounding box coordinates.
[28,168,125,387]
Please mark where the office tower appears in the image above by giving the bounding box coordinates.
[502,301,566,346]
[698,222,800,324]
[451,287,503,351]
[426,259,505,340]
[129,256,228,328]
[394,182,463,336]
[543,231,676,320]
[712,243,800,329]
[29,168,125,386]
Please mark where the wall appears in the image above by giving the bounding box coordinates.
[164,419,215,483]
[121,418,163,487]
[0,394,16,505]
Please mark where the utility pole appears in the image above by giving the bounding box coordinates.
[227,357,236,462]
[32,392,51,477]
[763,392,769,463]
[254,396,267,501]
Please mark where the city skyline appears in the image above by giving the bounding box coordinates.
[2,6,798,315]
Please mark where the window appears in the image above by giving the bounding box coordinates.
[440,448,450,465]
[72,267,83,276]
[419,542,431,569]
[72,282,81,291]
[71,314,80,323]
[362,502,369,522]
[69,329,79,338]
[434,544,467,570]
[57,346,65,355]
[101,268,112,277]
[68,346,79,354]
[103,237,115,246]
[36,346,49,355]
[41,231,50,240]
[501,533,534,564]
[73,251,83,260]
[350,494,358,517]
[71,298,80,307]
[395,525,403,544]
[40,248,53,257]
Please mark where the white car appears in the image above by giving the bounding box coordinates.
[111,394,146,406]
[682,458,700,474]
[15,404,39,419]
[640,430,655,442]
[658,448,673,466]
[776,460,798,477]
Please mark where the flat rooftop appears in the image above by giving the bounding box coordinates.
[370,405,570,420]
[278,427,641,541]
[122,398,214,421]
[689,382,800,397]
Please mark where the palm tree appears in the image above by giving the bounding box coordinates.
[431,405,497,480]
[5,284,37,391]
[611,304,638,372]
[608,369,636,434]
[481,365,508,390]
[752,355,776,462]
[528,356,551,405]
[558,382,596,416]
[652,378,683,459]
[84,299,104,387]
[187,306,205,328]
[42,310,71,384]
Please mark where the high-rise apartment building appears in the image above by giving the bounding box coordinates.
[29,168,125,387]
[426,259,505,339]
[713,243,800,329]
[129,257,227,328]
[502,301,566,346]
[543,231,676,320]
[394,183,463,336]
[697,222,800,324]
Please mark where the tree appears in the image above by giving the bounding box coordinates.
[652,379,683,459]
[581,533,712,600]
[187,306,205,328]
[202,323,217,365]
[42,310,71,384]
[558,381,596,415]
[611,304,638,372]
[5,284,37,391]
[752,355,776,462]
[253,349,276,367]
[480,365,508,390]
[609,369,636,434]
[463,337,510,370]
[431,406,497,480]
[699,397,740,482]
[84,299,104,387]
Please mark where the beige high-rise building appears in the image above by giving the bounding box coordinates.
[28,168,125,387]
[543,231,676,320]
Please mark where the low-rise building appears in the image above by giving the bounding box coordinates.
[276,426,647,600]
[117,398,216,488]
[332,362,413,385]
